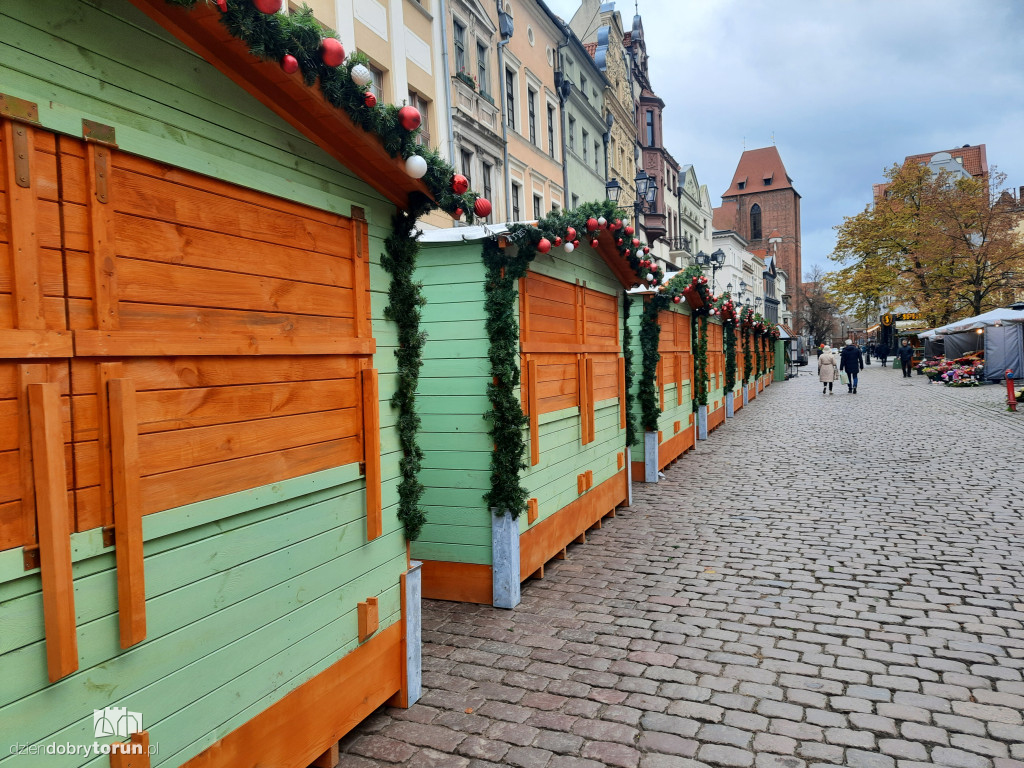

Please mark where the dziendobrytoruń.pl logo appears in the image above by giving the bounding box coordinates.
[7,706,158,758]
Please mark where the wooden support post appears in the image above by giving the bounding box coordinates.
[109,731,150,768]
[3,120,45,330]
[358,596,379,642]
[16,365,48,551]
[676,354,684,405]
[93,362,124,531]
[108,378,146,648]
[577,355,591,444]
[351,207,370,339]
[527,498,538,525]
[361,368,382,540]
[585,357,595,443]
[311,743,340,768]
[527,359,539,466]
[617,357,626,430]
[28,382,78,682]
[86,143,119,330]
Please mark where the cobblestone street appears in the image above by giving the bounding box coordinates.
[340,363,1024,768]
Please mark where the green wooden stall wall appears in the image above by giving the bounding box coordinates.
[0,0,410,765]
[410,239,628,568]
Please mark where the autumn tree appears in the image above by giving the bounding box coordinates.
[830,163,1024,327]
[798,266,836,346]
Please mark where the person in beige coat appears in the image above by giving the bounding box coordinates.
[818,346,839,394]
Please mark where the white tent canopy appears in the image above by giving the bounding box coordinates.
[926,307,1024,336]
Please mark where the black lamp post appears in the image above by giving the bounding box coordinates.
[696,248,725,292]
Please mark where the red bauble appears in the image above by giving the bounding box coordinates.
[554,237,562,246]
[215,0,227,10]
[673,295,682,304]
[451,174,469,195]
[321,38,345,67]
[643,246,650,254]
[252,0,282,13]
[591,239,599,247]
[624,225,634,236]
[398,105,422,131]
[453,208,463,219]
[586,218,599,231]
[613,219,622,229]
[364,92,377,108]
[566,226,577,241]
[616,238,623,246]
[281,54,299,74]
[473,197,492,218]
[537,238,552,254]
[632,238,640,247]
[573,239,580,247]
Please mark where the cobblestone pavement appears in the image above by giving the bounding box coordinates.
[340,363,1024,768]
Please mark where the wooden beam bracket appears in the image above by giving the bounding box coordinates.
[358,596,379,642]
[103,525,116,547]
[82,119,118,148]
[0,93,40,125]
[10,122,31,188]
[22,544,40,571]
[92,145,111,203]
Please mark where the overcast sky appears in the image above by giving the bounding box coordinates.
[543,0,1024,279]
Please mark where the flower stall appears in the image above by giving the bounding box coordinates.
[0,0,499,765]
[410,203,659,608]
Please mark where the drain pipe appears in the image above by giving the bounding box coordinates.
[496,1,513,221]
[556,29,570,206]
[438,0,456,164]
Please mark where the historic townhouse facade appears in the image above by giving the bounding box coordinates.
[571,0,638,214]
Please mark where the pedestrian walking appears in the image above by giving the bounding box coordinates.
[898,339,914,377]
[818,346,838,394]
[840,338,864,393]
[878,343,888,367]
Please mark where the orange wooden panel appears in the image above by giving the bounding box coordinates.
[357,596,379,642]
[351,210,369,339]
[2,121,45,331]
[676,354,684,405]
[420,560,493,603]
[658,424,695,469]
[28,382,78,682]
[73,328,373,357]
[361,368,381,541]
[658,356,665,411]
[519,470,627,581]
[527,359,539,466]
[177,623,402,768]
[617,357,626,429]
[577,356,590,445]
[577,473,585,494]
[585,356,595,442]
[617,452,623,469]
[527,498,538,525]
[585,470,593,490]
[85,143,119,330]
[108,378,146,648]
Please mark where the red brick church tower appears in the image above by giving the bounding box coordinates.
[713,146,803,310]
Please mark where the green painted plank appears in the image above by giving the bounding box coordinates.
[417,523,491,547]
[418,469,491,491]
[420,282,486,304]
[420,358,492,378]
[417,395,492,416]
[409,541,490,565]
[416,301,488,323]
[421,339,492,361]
[416,377,489,397]
[420,506,491,527]
[422,451,492,472]
[418,431,493,453]
[420,486,487,509]
[418,414,489,435]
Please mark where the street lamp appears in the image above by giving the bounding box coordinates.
[605,178,622,204]
[696,248,725,292]
[726,282,733,295]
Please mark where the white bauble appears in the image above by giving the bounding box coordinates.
[646,272,654,281]
[350,64,373,86]
[563,242,575,253]
[405,154,428,179]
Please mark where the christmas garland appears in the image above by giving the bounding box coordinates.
[168,0,490,219]
[716,294,737,392]
[753,314,764,377]
[741,306,754,384]
[693,312,709,408]
[382,194,432,539]
[638,298,662,432]
[622,296,638,449]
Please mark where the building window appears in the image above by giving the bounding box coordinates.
[482,162,493,220]
[580,74,587,97]
[454,20,466,75]
[594,140,600,172]
[528,88,537,143]
[547,104,556,156]
[645,110,654,146]
[572,194,579,208]
[460,149,472,185]
[582,129,589,162]
[408,90,430,146]
[568,115,575,152]
[477,42,489,95]
[505,69,516,130]
[367,63,384,100]
[511,183,521,220]
[750,203,762,240]
[737,180,746,190]
[533,194,543,220]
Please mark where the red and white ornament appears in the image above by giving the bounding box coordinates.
[624,225,634,236]
[473,197,492,218]
[554,236,562,246]
[616,238,623,246]
[215,0,227,11]
[252,0,282,13]
[451,174,469,195]
[632,238,640,247]
[586,218,599,231]
[281,54,299,74]
[398,105,422,131]
[673,295,682,304]
[564,242,575,253]
[404,154,428,179]
[537,237,552,254]
[643,246,650,254]
[350,64,373,86]
[566,226,576,241]
[591,239,599,248]
[646,272,654,282]
[452,208,463,219]
[573,239,580,247]
[598,216,607,228]
[320,38,345,67]
[364,92,377,108]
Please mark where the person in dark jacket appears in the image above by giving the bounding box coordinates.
[840,339,864,393]
[877,342,888,367]
[898,339,915,377]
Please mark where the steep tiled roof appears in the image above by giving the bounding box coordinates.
[905,144,987,178]
[712,202,736,231]
[721,146,795,198]
[583,42,597,58]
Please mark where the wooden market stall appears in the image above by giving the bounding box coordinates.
[0,0,464,765]
[706,318,727,433]
[411,225,634,608]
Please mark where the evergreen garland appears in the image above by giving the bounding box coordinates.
[382,194,433,539]
[741,306,754,384]
[638,298,662,432]
[716,294,737,392]
[622,296,638,448]
[693,314,709,407]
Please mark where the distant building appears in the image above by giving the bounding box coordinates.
[873,144,988,201]
[714,146,803,310]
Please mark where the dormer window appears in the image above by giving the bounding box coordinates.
[737,181,745,190]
